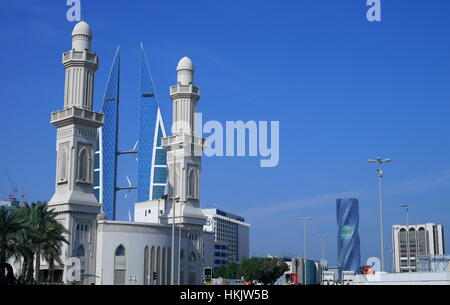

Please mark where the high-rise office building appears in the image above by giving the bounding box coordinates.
[337,198,361,276]
[94,47,120,220]
[203,208,250,265]
[392,223,445,273]
[94,45,168,220]
[137,44,168,203]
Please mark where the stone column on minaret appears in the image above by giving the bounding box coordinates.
[48,21,104,285]
[162,57,207,230]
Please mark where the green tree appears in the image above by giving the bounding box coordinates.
[240,258,289,285]
[0,207,24,282]
[214,263,242,280]
[12,202,68,283]
[214,265,228,278]
[240,258,261,282]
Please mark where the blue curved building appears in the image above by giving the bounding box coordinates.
[94,47,121,220]
[137,44,168,203]
[337,198,361,276]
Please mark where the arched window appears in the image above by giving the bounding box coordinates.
[156,247,161,285]
[418,228,427,256]
[78,148,91,182]
[173,167,180,198]
[150,246,155,285]
[114,245,126,285]
[59,148,68,182]
[75,245,85,257]
[115,245,126,256]
[179,249,185,285]
[408,228,417,257]
[144,246,149,285]
[188,169,198,198]
[161,247,166,285]
[167,248,171,285]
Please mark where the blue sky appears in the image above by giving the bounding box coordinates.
[1,0,450,268]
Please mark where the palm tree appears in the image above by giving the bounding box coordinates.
[40,221,67,282]
[0,207,24,282]
[13,202,68,283]
[14,203,40,282]
[34,206,68,282]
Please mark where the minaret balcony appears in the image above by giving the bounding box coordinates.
[162,134,207,151]
[63,50,98,68]
[51,107,104,128]
[170,84,200,100]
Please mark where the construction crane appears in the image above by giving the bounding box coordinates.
[4,169,19,204]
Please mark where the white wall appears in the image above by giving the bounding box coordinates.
[95,221,203,285]
[134,200,165,224]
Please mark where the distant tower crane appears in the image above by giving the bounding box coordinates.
[4,169,20,205]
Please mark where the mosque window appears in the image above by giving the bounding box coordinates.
[188,169,199,198]
[144,246,149,285]
[114,245,126,285]
[115,245,126,257]
[59,148,68,183]
[78,147,92,183]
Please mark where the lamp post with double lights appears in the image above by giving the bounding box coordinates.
[298,217,312,285]
[400,204,410,272]
[163,143,185,285]
[298,217,312,259]
[368,157,392,272]
[317,234,328,263]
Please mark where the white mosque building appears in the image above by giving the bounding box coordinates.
[41,21,208,285]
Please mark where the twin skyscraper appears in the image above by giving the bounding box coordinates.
[94,45,169,220]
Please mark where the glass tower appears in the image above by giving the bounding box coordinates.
[94,47,120,220]
[94,45,168,220]
[137,44,168,202]
[337,198,361,276]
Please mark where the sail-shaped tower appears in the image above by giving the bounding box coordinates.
[137,44,169,202]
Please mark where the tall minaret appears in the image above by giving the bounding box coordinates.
[48,21,103,285]
[162,57,207,230]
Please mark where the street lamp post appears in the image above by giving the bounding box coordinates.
[178,226,190,285]
[298,217,312,285]
[369,157,392,273]
[400,204,410,272]
[171,153,176,285]
[163,143,184,285]
[298,217,312,259]
[178,223,182,285]
[317,234,328,262]
[400,204,409,227]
